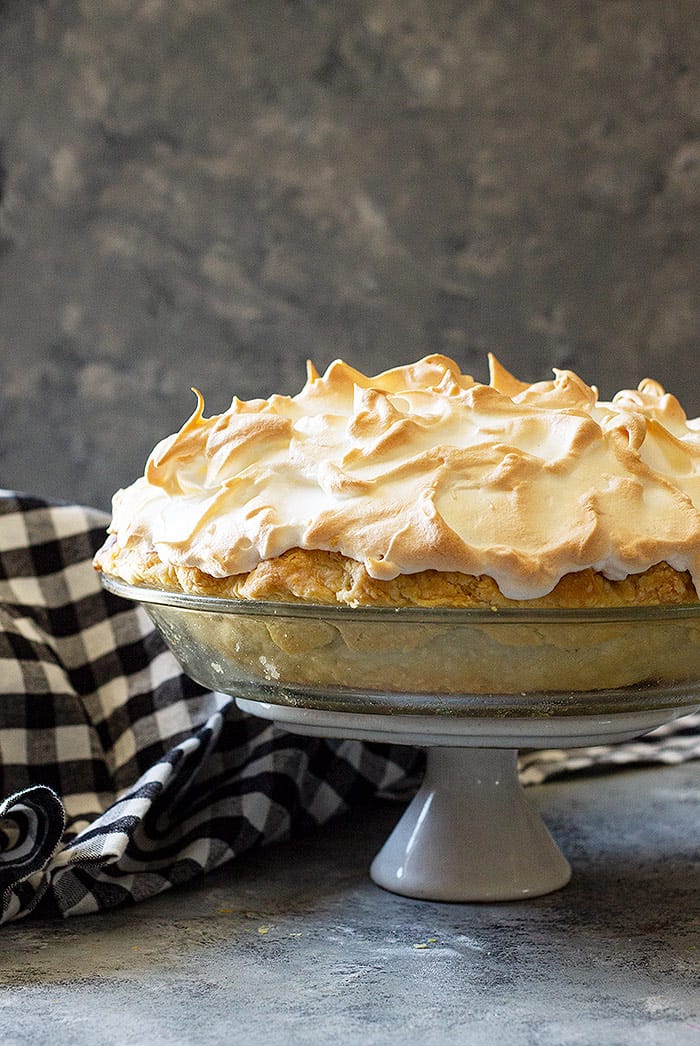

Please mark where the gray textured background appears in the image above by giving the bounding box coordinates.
[1,1,698,510]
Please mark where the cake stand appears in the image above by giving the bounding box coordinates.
[103,578,700,902]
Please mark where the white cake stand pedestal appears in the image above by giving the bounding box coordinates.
[235,699,698,902]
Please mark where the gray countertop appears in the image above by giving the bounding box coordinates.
[1,763,698,1045]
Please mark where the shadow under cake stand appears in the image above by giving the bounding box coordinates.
[102,578,700,903]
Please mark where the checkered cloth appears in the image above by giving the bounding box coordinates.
[1,493,699,923]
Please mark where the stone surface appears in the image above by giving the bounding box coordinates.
[0,763,698,1045]
[0,2,698,508]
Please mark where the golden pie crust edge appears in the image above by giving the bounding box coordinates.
[94,541,698,609]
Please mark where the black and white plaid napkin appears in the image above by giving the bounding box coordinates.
[0,492,698,924]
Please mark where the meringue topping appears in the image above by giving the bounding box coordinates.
[104,355,700,600]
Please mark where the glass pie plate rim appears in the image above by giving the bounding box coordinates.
[100,575,700,623]
[100,573,700,725]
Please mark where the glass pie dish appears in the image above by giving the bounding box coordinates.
[102,577,700,902]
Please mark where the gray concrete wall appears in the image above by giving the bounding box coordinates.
[1,1,698,510]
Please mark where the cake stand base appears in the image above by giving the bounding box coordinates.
[370,746,570,901]
[234,698,698,903]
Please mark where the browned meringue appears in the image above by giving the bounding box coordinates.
[97,355,700,601]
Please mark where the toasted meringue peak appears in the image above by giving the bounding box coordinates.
[103,355,700,600]
[487,353,529,396]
